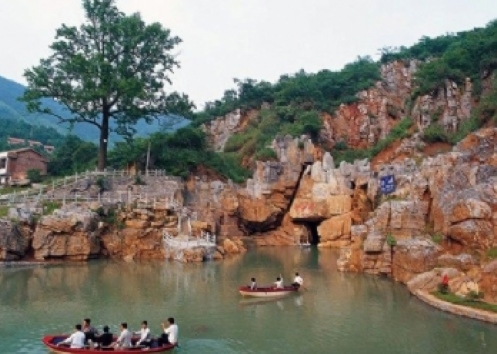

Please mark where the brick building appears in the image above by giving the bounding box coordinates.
[0,148,48,184]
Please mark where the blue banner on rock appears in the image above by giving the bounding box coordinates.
[380,175,396,194]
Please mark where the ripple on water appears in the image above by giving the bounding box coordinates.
[182,338,241,353]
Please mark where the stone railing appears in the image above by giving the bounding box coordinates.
[0,169,179,206]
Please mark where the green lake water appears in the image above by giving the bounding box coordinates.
[0,247,496,353]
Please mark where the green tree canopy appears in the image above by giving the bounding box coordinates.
[22,0,193,170]
[48,135,98,176]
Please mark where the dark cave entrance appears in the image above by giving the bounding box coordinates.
[298,221,321,245]
[308,222,320,245]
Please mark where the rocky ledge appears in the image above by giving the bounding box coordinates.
[412,290,497,324]
[0,202,246,263]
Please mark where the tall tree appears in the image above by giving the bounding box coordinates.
[22,0,193,170]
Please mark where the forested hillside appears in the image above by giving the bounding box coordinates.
[196,19,497,127]
[187,19,497,170]
[0,118,65,151]
[0,75,189,143]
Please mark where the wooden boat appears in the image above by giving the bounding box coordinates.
[238,285,298,298]
[42,335,176,353]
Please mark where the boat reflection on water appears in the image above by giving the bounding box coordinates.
[238,294,304,308]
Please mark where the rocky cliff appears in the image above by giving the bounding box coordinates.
[335,128,497,301]
[203,60,474,153]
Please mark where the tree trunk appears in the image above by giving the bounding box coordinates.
[98,111,110,171]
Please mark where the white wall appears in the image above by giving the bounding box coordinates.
[0,152,9,176]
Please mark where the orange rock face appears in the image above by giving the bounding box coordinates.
[32,208,101,261]
[238,195,280,230]
[450,199,492,224]
[255,214,309,246]
[238,180,296,233]
[125,219,150,229]
[222,238,247,254]
[392,239,441,283]
[289,198,329,221]
[449,220,494,249]
[317,214,352,243]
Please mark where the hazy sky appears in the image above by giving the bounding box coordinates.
[0,0,496,108]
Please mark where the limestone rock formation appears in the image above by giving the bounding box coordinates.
[318,60,473,151]
[222,238,247,254]
[102,227,164,261]
[425,128,497,250]
[392,238,441,283]
[238,136,315,235]
[254,214,309,246]
[184,176,244,241]
[201,109,258,151]
[32,206,101,261]
[412,78,472,133]
[0,219,32,260]
[437,253,477,271]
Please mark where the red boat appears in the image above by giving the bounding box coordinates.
[42,335,176,353]
[238,285,299,298]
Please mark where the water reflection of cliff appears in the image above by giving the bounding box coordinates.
[0,262,182,309]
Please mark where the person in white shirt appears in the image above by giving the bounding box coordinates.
[158,317,179,346]
[274,277,284,289]
[292,272,304,289]
[112,322,132,348]
[249,277,257,290]
[134,320,151,347]
[57,324,86,349]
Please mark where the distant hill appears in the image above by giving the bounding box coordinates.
[0,75,190,143]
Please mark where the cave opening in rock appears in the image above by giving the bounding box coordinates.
[24,243,35,260]
[309,222,320,245]
[350,180,356,190]
[299,221,320,245]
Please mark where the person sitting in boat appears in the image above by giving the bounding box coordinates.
[250,277,257,290]
[112,322,132,348]
[274,277,284,289]
[57,324,85,349]
[292,272,304,289]
[158,317,178,346]
[134,320,151,347]
[82,318,99,343]
[95,325,113,348]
